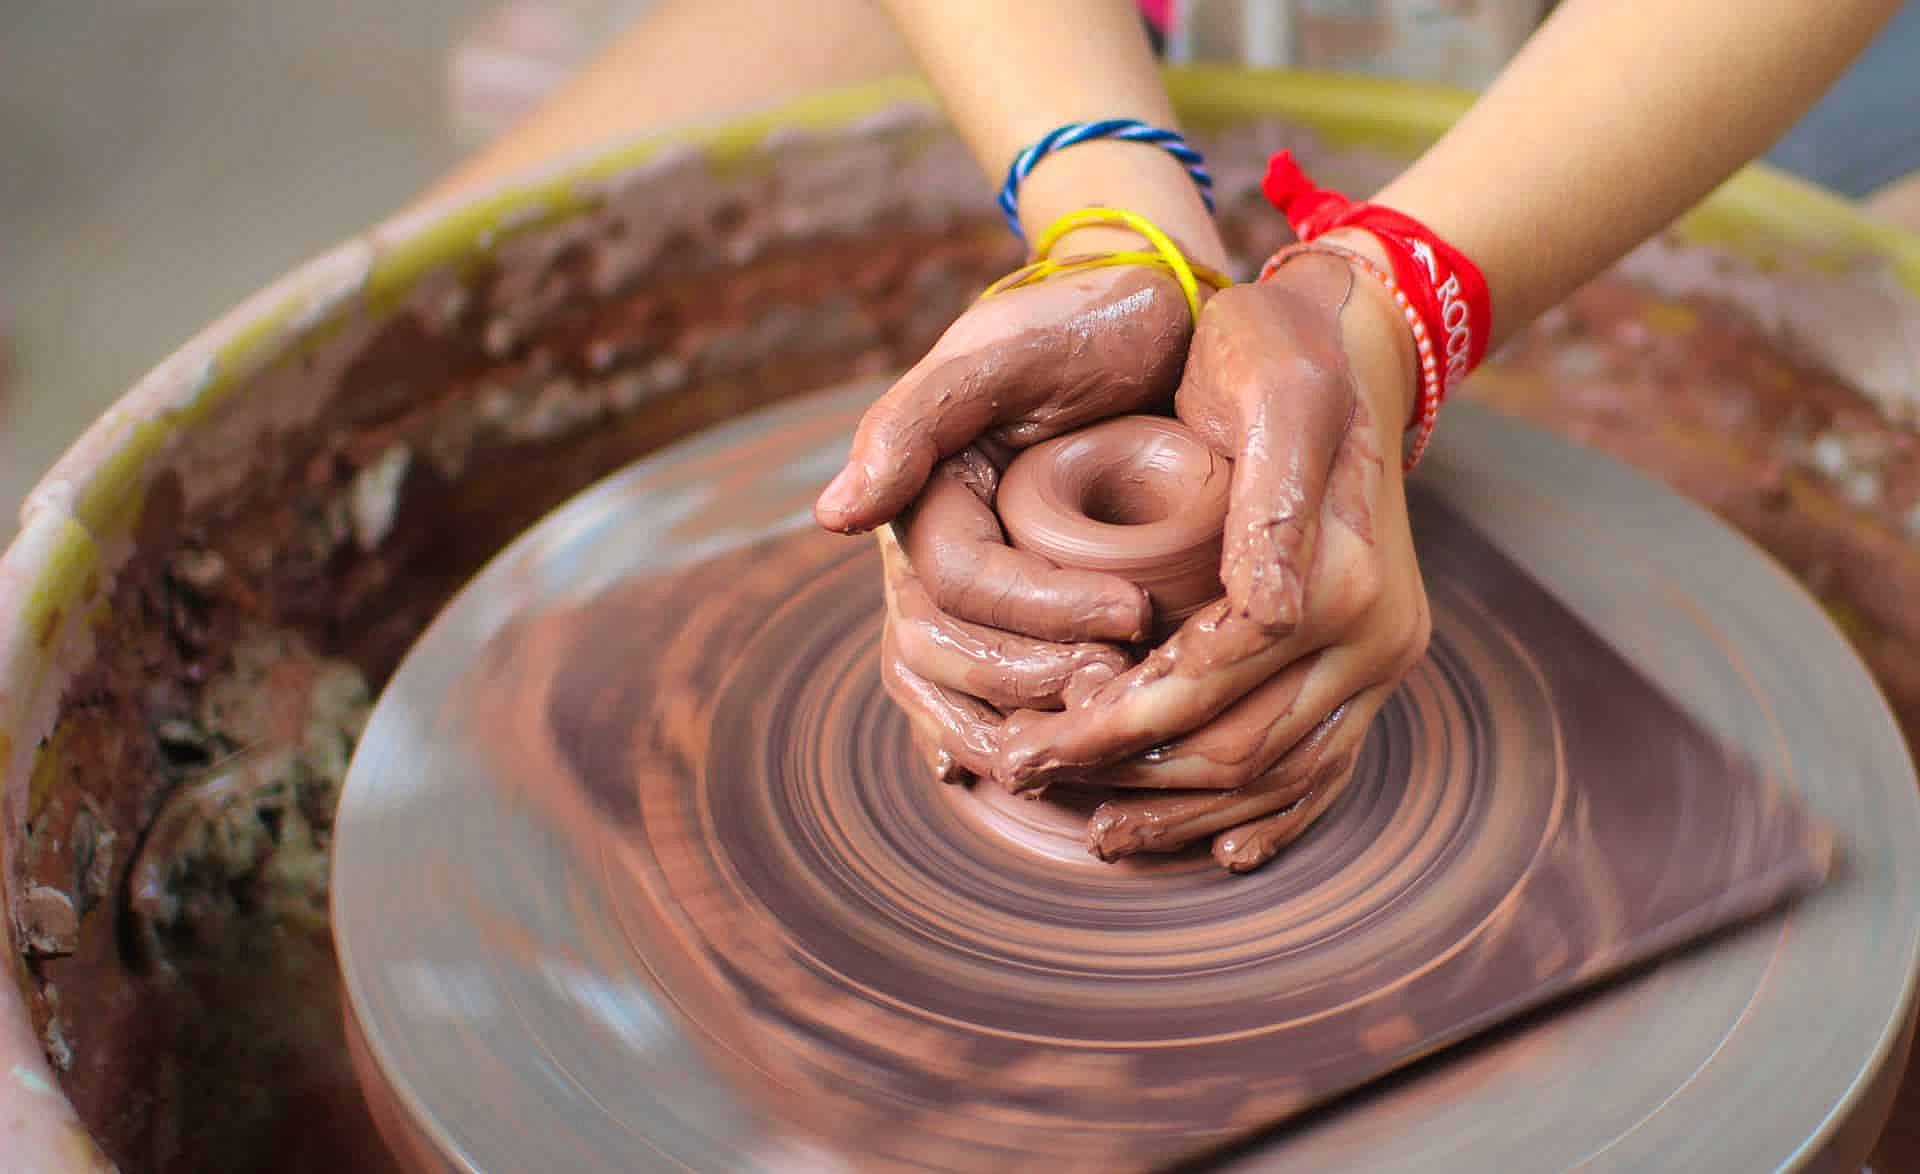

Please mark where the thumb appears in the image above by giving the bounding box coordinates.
[818,266,1192,533]
[1178,279,1355,633]
[814,349,1003,533]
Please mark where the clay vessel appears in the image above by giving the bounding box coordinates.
[998,414,1229,632]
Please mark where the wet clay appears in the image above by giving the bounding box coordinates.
[17,109,1920,1171]
[873,256,1393,875]
[997,415,1230,630]
[424,395,1832,1171]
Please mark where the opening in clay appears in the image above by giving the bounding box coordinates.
[1081,466,1175,527]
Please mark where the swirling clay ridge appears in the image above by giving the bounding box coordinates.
[334,383,1868,1173]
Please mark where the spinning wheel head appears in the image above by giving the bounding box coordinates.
[333,382,1914,1173]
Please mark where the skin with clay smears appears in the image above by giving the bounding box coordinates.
[850,259,1210,786]
[987,253,1423,871]
[816,264,1194,535]
[1176,252,1362,634]
[881,527,1130,713]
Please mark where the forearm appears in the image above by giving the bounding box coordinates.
[1372,0,1901,346]
[881,0,1227,268]
[424,0,911,206]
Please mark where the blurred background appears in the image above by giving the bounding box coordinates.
[3,0,1918,537]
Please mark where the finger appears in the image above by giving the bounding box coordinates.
[1090,626,1394,791]
[879,629,1001,783]
[1086,693,1357,860]
[816,267,1189,533]
[816,347,1000,533]
[900,458,1151,644]
[883,531,1129,710]
[1178,269,1356,634]
[1086,684,1386,863]
[1212,694,1385,872]
[1217,362,1350,634]
[994,599,1319,790]
[1083,655,1321,791]
[1210,765,1356,872]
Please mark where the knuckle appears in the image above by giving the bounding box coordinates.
[918,546,975,607]
[1388,594,1433,673]
[1335,560,1385,628]
[887,613,942,675]
[1216,760,1265,793]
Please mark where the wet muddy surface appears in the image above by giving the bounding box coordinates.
[12,116,1920,1169]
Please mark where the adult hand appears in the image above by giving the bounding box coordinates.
[814,262,1195,535]
[821,257,1209,781]
[875,441,1154,785]
[877,474,1137,784]
[992,245,1434,872]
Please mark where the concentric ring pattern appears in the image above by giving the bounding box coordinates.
[455,488,1823,1173]
[334,384,1915,1174]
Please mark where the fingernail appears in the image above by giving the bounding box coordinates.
[1087,806,1144,860]
[816,465,867,527]
[996,741,1046,789]
[1106,594,1153,643]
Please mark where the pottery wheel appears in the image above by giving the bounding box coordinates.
[333,379,1920,1172]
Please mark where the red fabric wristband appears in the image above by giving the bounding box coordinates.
[1261,149,1492,411]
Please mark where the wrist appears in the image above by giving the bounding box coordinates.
[1319,229,1422,436]
[1013,140,1229,270]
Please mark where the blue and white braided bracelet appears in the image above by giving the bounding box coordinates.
[998,118,1215,238]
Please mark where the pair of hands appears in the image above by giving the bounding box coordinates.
[814,243,1432,872]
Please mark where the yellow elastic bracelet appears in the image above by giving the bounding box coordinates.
[977,207,1232,323]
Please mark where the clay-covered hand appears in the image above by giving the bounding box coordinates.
[821,260,1202,783]
[814,264,1195,536]
[993,249,1433,871]
[876,443,1148,785]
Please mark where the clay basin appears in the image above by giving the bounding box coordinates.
[5,70,1920,1172]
